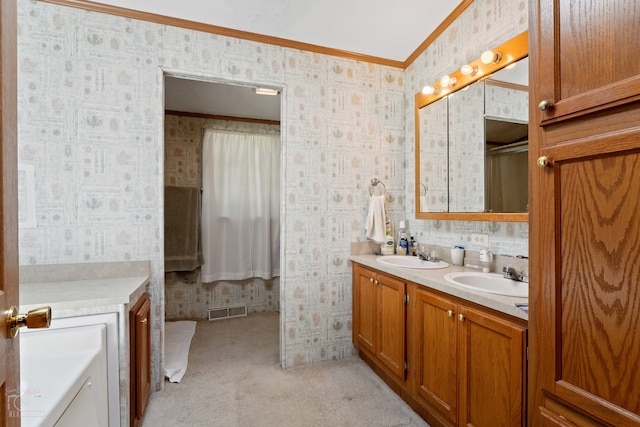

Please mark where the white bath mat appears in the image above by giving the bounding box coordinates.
[164,321,197,383]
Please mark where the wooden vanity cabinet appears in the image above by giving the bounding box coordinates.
[130,293,151,427]
[352,263,407,381]
[414,287,527,427]
[352,262,528,427]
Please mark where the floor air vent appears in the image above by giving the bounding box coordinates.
[208,305,248,321]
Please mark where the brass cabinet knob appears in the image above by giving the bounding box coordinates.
[537,156,550,168]
[458,313,465,321]
[141,318,148,324]
[369,278,374,283]
[447,310,454,317]
[374,280,379,285]
[7,306,52,338]
[538,99,553,110]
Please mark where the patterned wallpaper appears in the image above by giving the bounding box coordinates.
[405,0,529,254]
[15,0,529,396]
[15,0,405,390]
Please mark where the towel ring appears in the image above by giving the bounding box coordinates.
[420,183,427,196]
[369,178,386,196]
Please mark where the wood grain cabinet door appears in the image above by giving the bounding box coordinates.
[457,305,527,427]
[530,1,640,425]
[534,0,640,127]
[353,265,378,354]
[414,289,458,425]
[377,273,406,380]
[130,293,151,427]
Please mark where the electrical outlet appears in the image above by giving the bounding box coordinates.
[471,233,489,247]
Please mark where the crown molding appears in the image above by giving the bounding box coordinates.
[37,0,473,69]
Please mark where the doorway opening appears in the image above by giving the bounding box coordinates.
[162,74,283,366]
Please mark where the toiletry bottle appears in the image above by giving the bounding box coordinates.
[384,230,395,255]
[397,221,409,256]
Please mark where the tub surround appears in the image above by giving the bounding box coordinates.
[19,261,150,427]
[350,254,527,321]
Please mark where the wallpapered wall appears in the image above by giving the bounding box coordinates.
[16,0,528,393]
[405,0,529,255]
[164,114,281,319]
[15,0,405,391]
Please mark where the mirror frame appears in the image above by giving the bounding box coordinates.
[414,30,529,222]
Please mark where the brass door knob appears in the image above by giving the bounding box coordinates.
[538,99,553,110]
[7,306,52,338]
[537,156,550,168]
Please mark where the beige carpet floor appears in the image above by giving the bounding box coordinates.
[142,312,429,427]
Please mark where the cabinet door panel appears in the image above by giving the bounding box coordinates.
[414,289,458,424]
[135,297,151,418]
[536,0,640,125]
[459,306,526,427]
[553,152,640,424]
[354,268,377,353]
[378,274,406,379]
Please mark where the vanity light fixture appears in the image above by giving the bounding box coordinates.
[480,50,502,64]
[253,87,280,96]
[460,64,477,76]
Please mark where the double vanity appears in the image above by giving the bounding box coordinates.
[350,252,528,427]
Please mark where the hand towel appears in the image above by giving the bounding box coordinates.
[365,195,387,243]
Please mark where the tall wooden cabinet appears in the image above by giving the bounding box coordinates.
[352,264,407,380]
[529,1,640,425]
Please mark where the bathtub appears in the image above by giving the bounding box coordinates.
[20,318,112,427]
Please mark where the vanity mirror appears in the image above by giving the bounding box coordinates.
[415,31,528,222]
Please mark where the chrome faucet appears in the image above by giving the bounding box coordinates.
[503,266,528,283]
[416,249,438,262]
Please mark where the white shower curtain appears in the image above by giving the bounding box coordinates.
[201,128,280,282]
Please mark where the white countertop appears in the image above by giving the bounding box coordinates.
[18,261,150,319]
[350,254,528,321]
[20,276,149,317]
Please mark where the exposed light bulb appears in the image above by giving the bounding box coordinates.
[480,50,502,64]
[460,64,477,76]
[439,75,457,88]
[422,85,438,95]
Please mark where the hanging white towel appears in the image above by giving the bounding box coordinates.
[420,196,429,212]
[365,195,387,243]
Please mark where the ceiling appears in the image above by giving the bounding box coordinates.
[101,0,463,120]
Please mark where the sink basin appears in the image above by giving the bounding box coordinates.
[376,256,449,269]
[444,272,528,297]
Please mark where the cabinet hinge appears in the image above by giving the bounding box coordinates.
[404,360,409,372]
[527,346,529,361]
[404,294,409,305]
